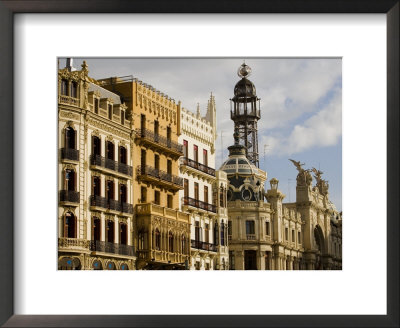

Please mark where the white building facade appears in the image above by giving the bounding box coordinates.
[179,96,229,270]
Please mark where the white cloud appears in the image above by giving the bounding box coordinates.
[261,85,342,156]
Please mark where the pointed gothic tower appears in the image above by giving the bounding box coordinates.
[230,63,261,167]
[205,92,217,140]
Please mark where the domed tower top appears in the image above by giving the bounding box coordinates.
[230,62,261,167]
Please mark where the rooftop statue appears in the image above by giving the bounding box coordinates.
[289,159,312,187]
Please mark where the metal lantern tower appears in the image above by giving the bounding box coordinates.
[230,63,261,167]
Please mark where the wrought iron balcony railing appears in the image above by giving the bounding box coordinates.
[182,196,216,213]
[90,240,135,257]
[90,195,133,214]
[190,239,217,252]
[60,148,79,161]
[137,165,183,187]
[180,157,216,177]
[59,190,80,203]
[136,128,183,154]
[90,154,133,176]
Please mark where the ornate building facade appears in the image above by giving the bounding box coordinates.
[58,59,341,270]
[178,100,229,270]
[221,63,342,270]
[58,61,136,270]
[98,75,191,270]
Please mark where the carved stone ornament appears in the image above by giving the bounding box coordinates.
[60,111,80,121]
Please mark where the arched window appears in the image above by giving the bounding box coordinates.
[65,127,76,149]
[92,260,102,270]
[64,212,76,238]
[155,229,161,250]
[106,261,116,270]
[219,185,224,207]
[106,141,114,160]
[168,231,174,252]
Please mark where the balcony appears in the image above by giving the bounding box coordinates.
[190,240,217,252]
[180,157,215,177]
[136,203,190,223]
[59,190,80,203]
[60,148,79,161]
[58,237,90,250]
[90,154,133,177]
[246,234,256,240]
[90,195,133,214]
[90,240,135,257]
[59,95,79,107]
[137,165,183,191]
[182,196,216,213]
[135,128,183,157]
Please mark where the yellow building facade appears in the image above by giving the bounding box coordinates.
[99,76,190,269]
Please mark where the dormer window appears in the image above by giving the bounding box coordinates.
[108,104,113,120]
[121,110,125,125]
[94,98,99,114]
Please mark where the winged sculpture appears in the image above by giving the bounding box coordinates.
[312,167,324,181]
[289,159,305,173]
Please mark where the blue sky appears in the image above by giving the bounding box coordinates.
[60,58,342,211]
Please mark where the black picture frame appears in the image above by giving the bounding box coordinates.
[0,1,398,327]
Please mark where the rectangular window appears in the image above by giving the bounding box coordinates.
[292,230,295,242]
[205,263,210,270]
[298,231,301,244]
[167,126,171,144]
[141,149,146,168]
[203,149,208,166]
[167,160,172,175]
[285,228,289,240]
[195,221,200,242]
[141,187,147,203]
[140,114,146,131]
[205,224,209,243]
[246,220,255,235]
[229,250,235,270]
[154,154,160,171]
[184,179,189,198]
[183,140,188,157]
[266,221,270,235]
[70,81,78,98]
[194,182,199,200]
[167,194,173,208]
[154,190,160,205]
[94,98,99,114]
[204,186,209,204]
[154,120,159,138]
[195,261,200,270]
[108,104,113,120]
[228,221,232,236]
[193,145,198,162]
[121,110,125,125]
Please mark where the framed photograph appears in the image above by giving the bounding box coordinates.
[0,1,398,327]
